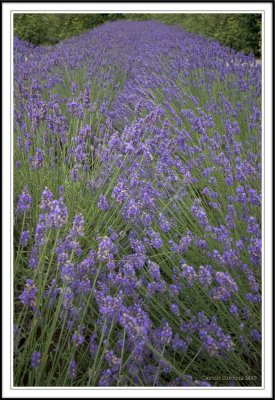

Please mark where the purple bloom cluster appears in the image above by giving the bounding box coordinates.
[17,186,32,214]
[31,351,41,368]
[29,147,44,169]
[19,230,30,246]
[47,199,68,229]
[98,194,109,211]
[68,359,77,380]
[72,327,85,347]
[19,279,37,310]
[97,237,114,262]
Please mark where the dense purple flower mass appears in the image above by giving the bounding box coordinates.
[14,20,261,387]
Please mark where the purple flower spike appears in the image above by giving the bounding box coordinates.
[17,186,32,214]
[19,279,37,310]
[19,230,30,246]
[98,194,109,211]
[158,213,171,232]
[31,351,41,368]
[68,359,77,380]
[47,199,68,229]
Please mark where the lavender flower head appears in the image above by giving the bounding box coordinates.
[68,359,77,380]
[47,198,68,229]
[17,186,32,214]
[40,187,54,212]
[97,237,114,262]
[158,213,171,232]
[19,279,37,310]
[19,230,30,246]
[31,351,41,368]
[98,194,109,211]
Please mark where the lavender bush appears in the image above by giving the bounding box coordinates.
[14,20,261,387]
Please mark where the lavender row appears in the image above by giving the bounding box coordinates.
[14,20,261,387]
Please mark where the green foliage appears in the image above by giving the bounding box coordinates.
[14,14,58,45]
[14,13,124,45]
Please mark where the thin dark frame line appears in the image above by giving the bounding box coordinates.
[5,0,274,3]
[262,6,266,393]
[11,10,265,12]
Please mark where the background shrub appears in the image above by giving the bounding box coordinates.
[13,14,123,45]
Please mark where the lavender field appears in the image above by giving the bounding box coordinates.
[14,20,262,387]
